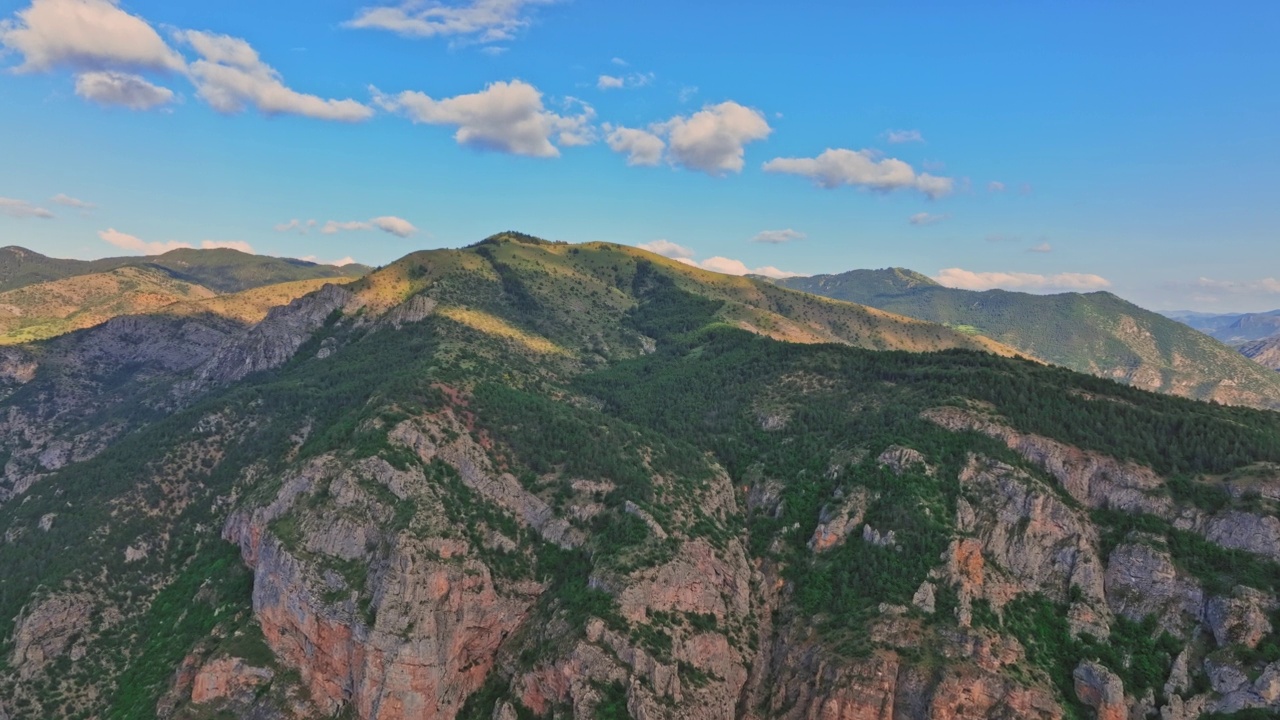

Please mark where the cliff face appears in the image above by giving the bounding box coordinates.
[7,237,1280,720]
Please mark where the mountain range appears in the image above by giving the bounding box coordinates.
[1164,309,1280,346]
[772,268,1280,408]
[3,234,1280,720]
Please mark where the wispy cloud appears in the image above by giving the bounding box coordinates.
[345,0,557,43]
[988,181,1006,192]
[597,72,653,90]
[605,101,771,176]
[177,31,374,122]
[909,212,948,226]
[764,148,954,199]
[752,229,805,244]
[282,216,419,238]
[637,239,695,259]
[51,194,95,211]
[0,197,54,219]
[98,229,256,255]
[934,268,1110,292]
[636,239,797,278]
[884,129,923,143]
[374,80,594,157]
[1028,242,1052,253]
[1192,277,1280,295]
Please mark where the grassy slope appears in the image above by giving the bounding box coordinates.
[0,245,369,294]
[776,268,1280,408]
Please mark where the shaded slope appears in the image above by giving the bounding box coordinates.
[776,268,1280,408]
[1241,336,1280,371]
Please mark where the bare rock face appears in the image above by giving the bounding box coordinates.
[195,283,359,388]
[10,594,93,680]
[808,488,867,552]
[877,445,934,476]
[924,407,1170,516]
[1205,587,1275,649]
[1202,511,1280,563]
[190,656,275,705]
[1104,539,1204,637]
[1073,661,1126,720]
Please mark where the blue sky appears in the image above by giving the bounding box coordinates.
[1,0,1278,310]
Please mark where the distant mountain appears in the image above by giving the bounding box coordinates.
[1163,308,1280,344]
[1241,336,1280,371]
[773,268,1280,409]
[0,245,371,294]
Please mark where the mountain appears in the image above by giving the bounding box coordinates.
[5,234,1280,720]
[0,245,371,294]
[774,268,1280,409]
[1164,309,1280,345]
[1240,336,1280,371]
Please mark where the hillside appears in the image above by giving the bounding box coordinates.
[0,245,370,294]
[4,234,1280,720]
[0,265,217,345]
[774,268,1280,409]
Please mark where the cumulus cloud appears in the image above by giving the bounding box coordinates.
[752,229,805,244]
[98,228,189,254]
[74,70,174,109]
[371,215,418,237]
[274,219,317,234]
[597,72,652,90]
[637,239,695,259]
[605,125,665,166]
[346,0,555,43]
[885,129,923,143]
[0,0,185,73]
[764,149,954,199]
[1028,242,1053,253]
[0,197,54,219]
[656,102,771,175]
[375,80,592,156]
[909,212,948,226]
[606,102,770,176]
[51,193,94,210]
[934,268,1111,292]
[177,31,373,122]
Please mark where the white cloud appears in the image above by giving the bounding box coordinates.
[597,72,652,90]
[375,79,592,156]
[178,31,374,122]
[655,102,771,176]
[934,268,1111,292]
[310,216,419,237]
[345,0,555,43]
[51,193,94,210]
[98,228,190,254]
[885,129,924,143]
[0,197,54,219]
[637,239,695,259]
[200,240,254,253]
[752,229,805,244]
[371,215,418,237]
[988,181,1006,192]
[909,212,948,226]
[1028,242,1053,253]
[697,256,798,279]
[1193,277,1280,295]
[0,0,185,73]
[764,148,954,199]
[605,125,665,166]
[611,57,628,66]
[74,70,174,109]
[300,254,359,267]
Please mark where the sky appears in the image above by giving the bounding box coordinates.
[0,0,1278,311]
